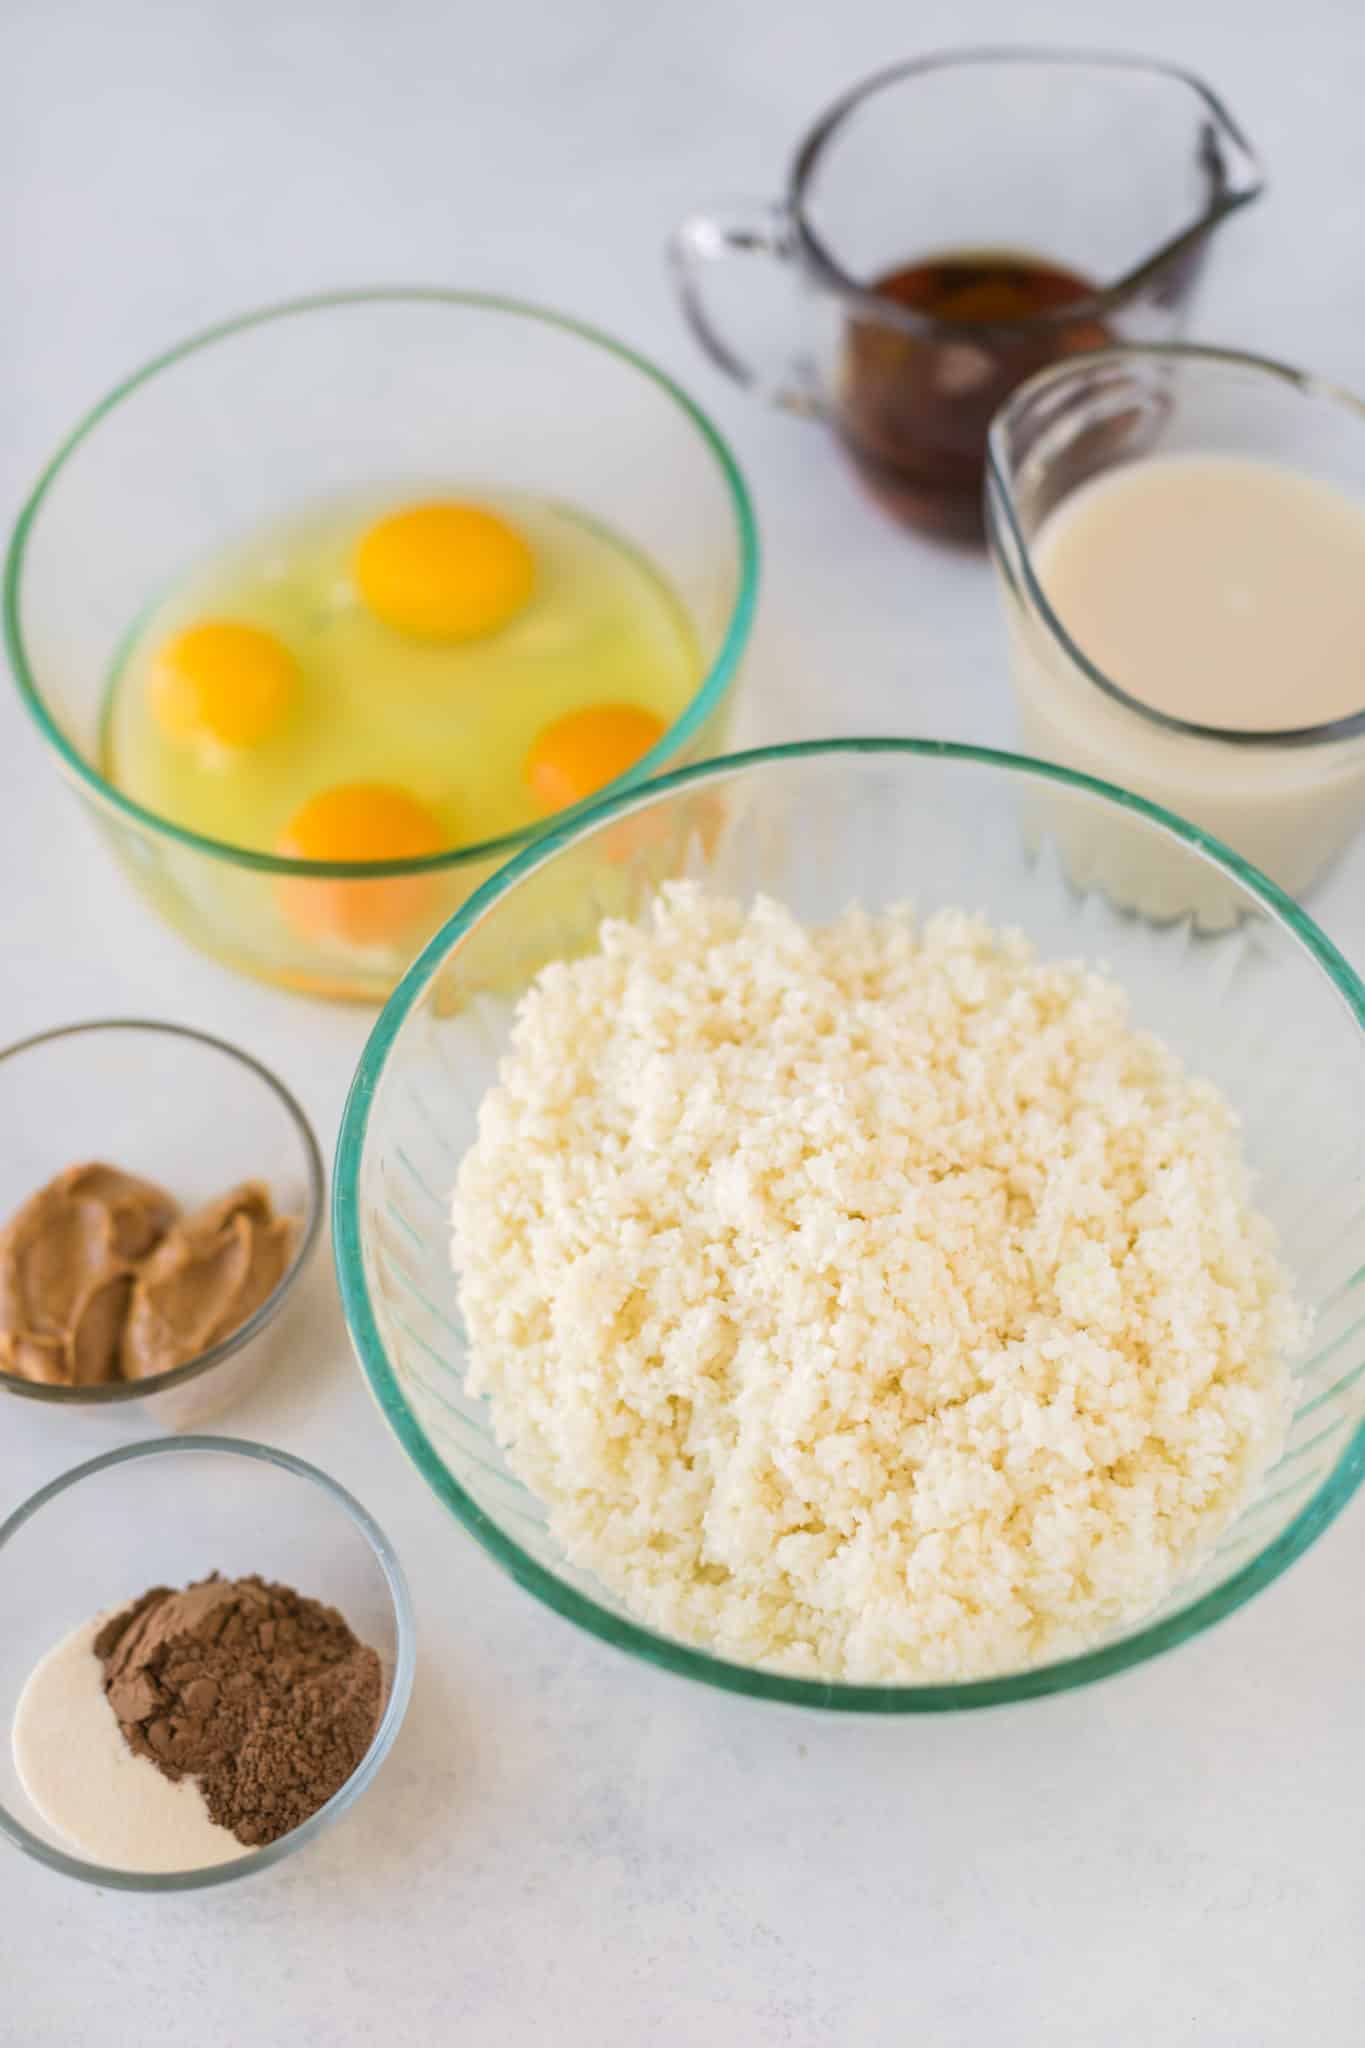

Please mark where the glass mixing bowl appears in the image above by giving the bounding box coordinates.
[5,290,758,1002]
[0,1437,414,1889]
[334,740,1365,1710]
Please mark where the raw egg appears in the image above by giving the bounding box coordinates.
[524,704,666,812]
[353,500,534,642]
[149,621,296,749]
[274,782,446,946]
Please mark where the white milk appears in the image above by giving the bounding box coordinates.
[1008,454,1365,917]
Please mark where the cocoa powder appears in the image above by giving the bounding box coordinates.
[93,1575,383,1847]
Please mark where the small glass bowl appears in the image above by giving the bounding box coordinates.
[4,289,758,1002]
[0,1436,413,1890]
[0,1020,323,1428]
[335,738,1365,1711]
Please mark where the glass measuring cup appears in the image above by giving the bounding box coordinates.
[986,343,1365,923]
[672,49,1264,542]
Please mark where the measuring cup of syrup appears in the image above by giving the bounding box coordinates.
[671,50,1263,542]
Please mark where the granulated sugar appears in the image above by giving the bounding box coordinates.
[13,1616,247,1872]
[13,1576,383,1870]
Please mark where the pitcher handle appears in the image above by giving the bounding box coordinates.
[669,200,823,417]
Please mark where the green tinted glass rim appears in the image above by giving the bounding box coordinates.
[334,737,1365,1712]
[4,288,759,881]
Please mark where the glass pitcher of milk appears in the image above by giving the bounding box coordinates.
[986,344,1365,923]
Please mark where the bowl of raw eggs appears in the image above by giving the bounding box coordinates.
[4,290,758,999]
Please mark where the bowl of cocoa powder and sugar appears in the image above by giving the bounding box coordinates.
[0,1437,414,1889]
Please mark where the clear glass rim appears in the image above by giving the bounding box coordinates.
[333,736,1365,1713]
[0,1434,416,1888]
[3,286,760,879]
[986,340,1365,748]
[0,1019,325,1405]
[789,46,1264,337]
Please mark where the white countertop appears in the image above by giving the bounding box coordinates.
[4,1,1365,2041]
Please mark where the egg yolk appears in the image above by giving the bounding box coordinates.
[274,783,446,947]
[524,705,666,813]
[149,621,296,748]
[353,501,535,642]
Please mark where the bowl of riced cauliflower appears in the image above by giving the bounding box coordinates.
[334,740,1365,1710]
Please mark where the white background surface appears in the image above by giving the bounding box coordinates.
[3,2,1365,2042]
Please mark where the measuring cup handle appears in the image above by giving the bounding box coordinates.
[669,200,822,417]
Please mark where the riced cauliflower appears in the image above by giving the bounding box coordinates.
[450,884,1301,1682]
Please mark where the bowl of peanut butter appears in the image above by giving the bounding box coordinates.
[0,1022,323,1428]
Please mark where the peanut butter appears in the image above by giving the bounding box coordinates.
[121,1182,296,1380]
[0,1163,297,1389]
[0,1164,175,1384]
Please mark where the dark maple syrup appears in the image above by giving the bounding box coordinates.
[838,251,1110,542]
